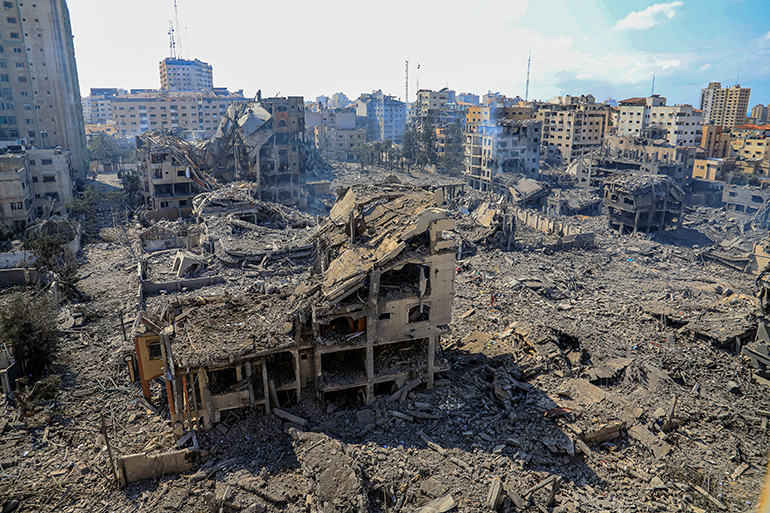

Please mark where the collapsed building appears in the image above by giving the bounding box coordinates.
[206,96,308,208]
[603,174,684,233]
[132,184,456,432]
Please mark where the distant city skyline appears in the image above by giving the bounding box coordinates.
[69,0,770,109]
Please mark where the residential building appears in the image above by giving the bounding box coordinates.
[133,185,456,427]
[414,88,459,126]
[0,146,74,229]
[603,174,684,233]
[464,119,542,192]
[316,124,366,161]
[699,82,751,129]
[730,124,770,177]
[159,58,213,92]
[751,104,769,124]
[356,90,406,144]
[603,128,698,185]
[256,96,308,207]
[0,158,32,231]
[136,132,200,211]
[617,95,702,147]
[466,106,533,133]
[328,92,352,110]
[701,125,732,158]
[108,89,247,138]
[456,92,480,106]
[535,95,609,165]
[84,121,119,139]
[692,157,736,182]
[722,184,770,212]
[0,0,89,177]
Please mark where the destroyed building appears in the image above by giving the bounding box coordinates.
[206,96,308,208]
[603,174,684,233]
[464,119,542,193]
[132,184,456,431]
[722,184,770,213]
[136,132,214,211]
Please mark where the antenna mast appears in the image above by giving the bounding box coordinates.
[416,63,420,94]
[173,0,183,59]
[168,21,176,58]
[651,73,655,96]
[405,60,408,104]
[736,69,741,85]
[525,51,531,102]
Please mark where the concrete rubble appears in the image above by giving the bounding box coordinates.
[1,161,770,513]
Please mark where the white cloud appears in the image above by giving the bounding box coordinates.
[615,2,683,31]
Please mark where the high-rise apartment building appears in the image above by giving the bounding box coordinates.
[751,104,769,124]
[159,58,213,92]
[356,90,406,144]
[535,95,609,165]
[0,0,88,177]
[617,95,702,147]
[699,82,751,128]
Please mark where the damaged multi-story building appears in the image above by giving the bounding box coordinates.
[132,185,455,432]
[136,132,212,212]
[464,119,542,193]
[206,95,308,208]
[603,174,684,233]
[136,95,310,212]
[535,95,609,166]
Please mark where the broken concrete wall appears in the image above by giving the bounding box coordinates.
[118,449,197,485]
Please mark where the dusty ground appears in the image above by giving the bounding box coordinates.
[0,164,768,513]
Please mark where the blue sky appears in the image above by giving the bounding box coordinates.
[68,0,769,109]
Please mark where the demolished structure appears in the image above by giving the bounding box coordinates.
[205,96,309,208]
[603,174,684,233]
[136,132,214,211]
[133,184,456,431]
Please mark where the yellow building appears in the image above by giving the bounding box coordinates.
[701,125,732,158]
[85,122,120,139]
[109,90,247,138]
[692,158,735,181]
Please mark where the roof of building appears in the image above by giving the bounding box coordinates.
[734,124,770,131]
[619,97,647,106]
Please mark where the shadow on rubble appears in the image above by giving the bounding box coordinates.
[120,356,604,512]
[647,226,715,249]
[192,348,603,512]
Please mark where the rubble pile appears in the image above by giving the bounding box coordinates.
[1,163,770,513]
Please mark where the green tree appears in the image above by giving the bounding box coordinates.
[438,122,464,171]
[0,291,58,375]
[418,117,438,167]
[88,132,119,164]
[401,125,420,171]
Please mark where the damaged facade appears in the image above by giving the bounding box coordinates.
[603,174,684,233]
[132,185,455,431]
[136,132,213,211]
[464,120,542,193]
[205,96,308,208]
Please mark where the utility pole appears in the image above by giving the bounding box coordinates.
[525,51,531,102]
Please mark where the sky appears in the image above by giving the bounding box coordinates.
[68,0,770,109]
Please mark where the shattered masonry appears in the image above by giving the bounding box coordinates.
[133,184,456,431]
[602,174,684,233]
